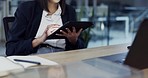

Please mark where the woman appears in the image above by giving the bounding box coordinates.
[6,0,85,56]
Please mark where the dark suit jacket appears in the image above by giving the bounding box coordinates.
[6,1,85,56]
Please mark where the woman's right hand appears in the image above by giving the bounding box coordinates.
[32,28,48,48]
[32,24,60,48]
[38,28,49,43]
[47,24,60,36]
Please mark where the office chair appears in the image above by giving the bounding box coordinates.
[3,17,15,41]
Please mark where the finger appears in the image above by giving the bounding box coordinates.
[60,30,67,35]
[47,24,60,28]
[66,28,71,33]
[44,28,49,33]
[72,27,76,32]
[42,28,48,37]
[47,24,54,26]
[53,24,60,26]
[77,28,83,35]
[53,24,59,26]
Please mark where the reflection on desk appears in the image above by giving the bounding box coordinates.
[99,52,128,64]
[2,43,148,78]
[5,58,142,78]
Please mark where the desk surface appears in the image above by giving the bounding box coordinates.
[3,44,148,78]
[38,43,129,64]
[38,43,148,78]
[3,43,148,78]
[5,43,142,78]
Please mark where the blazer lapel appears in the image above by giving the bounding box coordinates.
[61,14,68,24]
[30,3,43,37]
[29,3,70,37]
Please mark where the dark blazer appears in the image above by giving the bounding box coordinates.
[6,1,85,56]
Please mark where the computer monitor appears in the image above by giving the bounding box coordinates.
[124,19,148,69]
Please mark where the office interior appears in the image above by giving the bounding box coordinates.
[0,0,148,56]
[0,0,148,78]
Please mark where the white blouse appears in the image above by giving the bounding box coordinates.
[35,5,66,49]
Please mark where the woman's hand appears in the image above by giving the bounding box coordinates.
[47,24,60,36]
[38,28,49,43]
[32,28,48,48]
[57,27,82,45]
[32,24,60,48]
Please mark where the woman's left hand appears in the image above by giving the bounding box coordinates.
[57,27,82,45]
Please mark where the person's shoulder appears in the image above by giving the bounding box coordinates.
[65,4,76,13]
[18,1,36,9]
[65,4,75,10]
[20,1,36,6]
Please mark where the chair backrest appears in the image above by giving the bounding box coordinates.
[3,17,15,41]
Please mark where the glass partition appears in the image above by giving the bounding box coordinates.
[0,0,148,52]
[68,0,148,48]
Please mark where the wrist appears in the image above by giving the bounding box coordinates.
[32,38,43,48]
[69,38,78,45]
[37,37,44,44]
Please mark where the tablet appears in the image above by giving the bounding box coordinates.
[47,21,93,39]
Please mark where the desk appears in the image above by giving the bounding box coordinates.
[38,43,148,78]
[38,43,129,64]
[3,43,148,78]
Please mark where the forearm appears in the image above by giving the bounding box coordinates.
[6,38,37,56]
[32,38,43,48]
